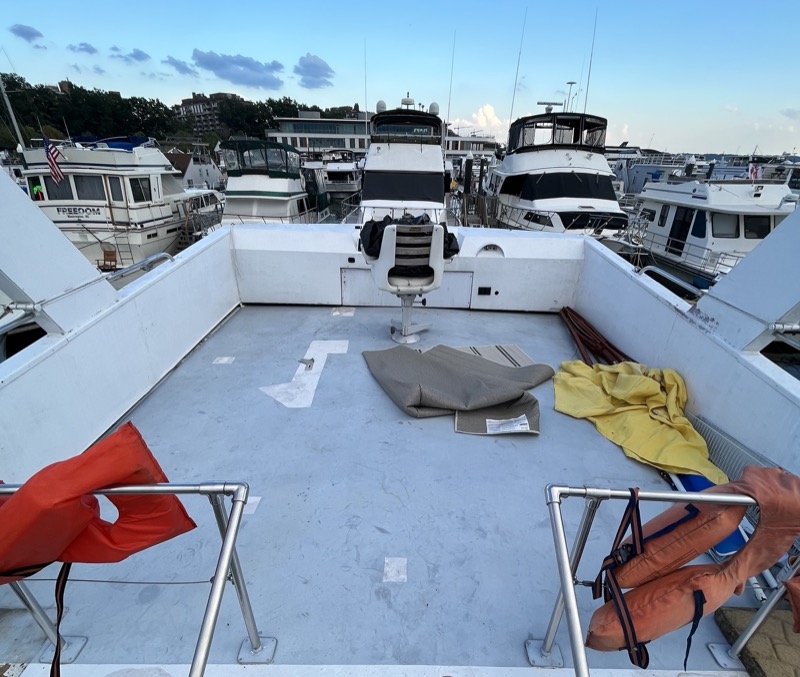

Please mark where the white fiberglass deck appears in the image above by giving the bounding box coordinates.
[1,304,748,675]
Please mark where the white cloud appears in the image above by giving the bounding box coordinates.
[725,105,739,114]
[451,104,509,144]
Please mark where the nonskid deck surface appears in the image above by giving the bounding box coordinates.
[1,306,750,673]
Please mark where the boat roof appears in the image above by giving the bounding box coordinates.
[2,172,800,676]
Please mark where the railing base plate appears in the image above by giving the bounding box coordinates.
[238,634,277,664]
[37,636,88,664]
[708,642,745,669]
[525,639,564,667]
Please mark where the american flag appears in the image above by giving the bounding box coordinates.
[43,136,65,184]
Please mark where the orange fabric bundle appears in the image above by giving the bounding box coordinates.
[0,422,196,584]
[586,467,800,668]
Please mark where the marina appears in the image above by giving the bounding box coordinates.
[2,145,800,674]
[3,5,800,673]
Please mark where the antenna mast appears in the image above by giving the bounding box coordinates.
[508,7,528,125]
[583,9,598,115]
[0,75,25,148]
[445,30,456,154]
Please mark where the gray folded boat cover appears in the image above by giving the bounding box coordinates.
[362,345,555,432]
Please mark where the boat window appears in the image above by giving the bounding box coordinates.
[28,177,45,201]
[129,177,151,203]
[690,211,707,239]
[501,172,616,201]
[362,171,444,203]
[74,175,106,201]
[657,204,669,228]
[775,214,789,228]
[221,148,240,172]
[44,176,74,200]
[108,176,123,202]
[286,151,300,175]
[744,215,770,239]
[711,213,739,238]
[641,208,656,222]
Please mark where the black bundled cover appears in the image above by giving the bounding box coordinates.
[359,214,460,260]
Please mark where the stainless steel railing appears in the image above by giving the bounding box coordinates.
[1,481,273,677]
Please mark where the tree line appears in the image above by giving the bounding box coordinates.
[0,73,359,151]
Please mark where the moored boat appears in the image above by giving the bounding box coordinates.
[2,164,800,676]
[483,109,628,235]
[20,138,224,269]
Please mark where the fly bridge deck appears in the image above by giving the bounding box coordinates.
[1,305,748,675]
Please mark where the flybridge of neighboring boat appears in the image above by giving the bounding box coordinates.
[347,96,458,226]
[483,110,628,235]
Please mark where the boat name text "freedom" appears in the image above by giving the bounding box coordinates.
[56,207,103,217]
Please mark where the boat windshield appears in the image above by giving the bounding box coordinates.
[500,172,616,201]
[507,113,607,153]
[362,171,443,203]
[221,141,301,178]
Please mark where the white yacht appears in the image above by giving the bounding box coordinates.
[20,139,224,269]
[324,159,361,200]
[607,176,797,286]
[347,97,452,225]
[220,139,332,224]
[2,166,800,677]
[482,110,627,235]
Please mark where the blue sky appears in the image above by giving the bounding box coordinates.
[3,0,799,155]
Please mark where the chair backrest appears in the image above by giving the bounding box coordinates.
[367,223,446,295]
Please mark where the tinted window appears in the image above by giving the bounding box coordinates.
[744,215,770,239]
[74,175,105,201]
[44,176,74,200]
[500,173,616,201]
[129,177,151,203]
[690,211,707,238]
[657,204,669,228]
[712,213,739,238]
[362,171,443,203]
[109,176,123,201]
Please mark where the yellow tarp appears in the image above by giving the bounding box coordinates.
[554,361,727,484]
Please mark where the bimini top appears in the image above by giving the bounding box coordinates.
[507,112,607,155]
[370,109,443,145]
[219,139,302,178]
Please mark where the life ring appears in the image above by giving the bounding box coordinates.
[299,173,306,191]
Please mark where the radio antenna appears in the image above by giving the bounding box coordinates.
[446,30,456,152]
[508,6,528,125]
[583,9,598,115]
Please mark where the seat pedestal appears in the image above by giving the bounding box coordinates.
[389,294,430,344]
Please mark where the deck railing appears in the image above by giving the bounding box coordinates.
[1,481,275,677]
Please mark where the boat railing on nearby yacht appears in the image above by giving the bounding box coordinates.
[605,176,797,284]
[20,137,224,268]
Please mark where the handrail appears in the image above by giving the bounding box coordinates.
[638,265,705,298]
[105,252,175,281]
[0,481,270,677]
[538,484,758,676]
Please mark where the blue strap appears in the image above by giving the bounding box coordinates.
[684,589,706,671]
